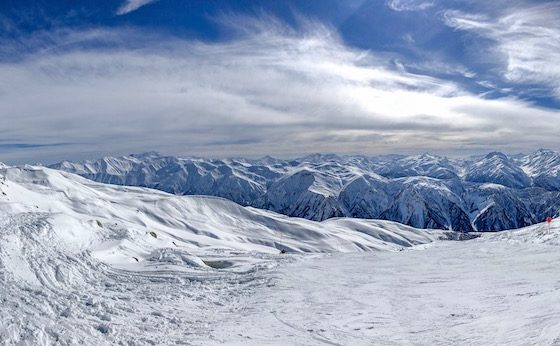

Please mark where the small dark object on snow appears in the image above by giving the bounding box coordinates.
[280,249,286,254]
[172,241,178,247]
[96,324,111,334]
[132,257,139,262]
[148,231,157,238]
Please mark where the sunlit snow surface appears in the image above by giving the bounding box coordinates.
[1,165,560,345]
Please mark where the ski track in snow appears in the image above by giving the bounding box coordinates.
[2,165,560,345]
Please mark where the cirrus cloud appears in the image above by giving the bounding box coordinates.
[444,2,560,99]
[116,0,159,15]
[387,0,435,12]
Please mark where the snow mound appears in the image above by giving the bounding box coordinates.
[146,248,207,268]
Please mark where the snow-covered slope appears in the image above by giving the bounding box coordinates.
[220,219,560,345]
[0,164,467,344]
[0,165,449,259]
[51,150,560,231]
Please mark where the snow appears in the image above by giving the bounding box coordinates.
[217,235,560,345]
[2,164,560,344]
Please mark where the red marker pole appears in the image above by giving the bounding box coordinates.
[547,216,552,232]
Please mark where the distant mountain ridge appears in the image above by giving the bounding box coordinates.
[49,149,560,232]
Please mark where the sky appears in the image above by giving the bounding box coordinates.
[1,0,560,164]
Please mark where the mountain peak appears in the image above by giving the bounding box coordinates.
[466,151,530,188]
[535,148,555,153]
[484,151,508,160]
[299,153,342,163]
[417,152,437,159]
[530,148,560,158]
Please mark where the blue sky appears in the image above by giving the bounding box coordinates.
[1,0,560,164]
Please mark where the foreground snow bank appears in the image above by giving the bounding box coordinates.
[217,239,560,345]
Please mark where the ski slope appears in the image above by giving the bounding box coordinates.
[1,165,559,345]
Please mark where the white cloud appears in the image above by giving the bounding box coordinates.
[387,0,434,12]
[0,17,559,164]
[116,0,159,15]
[444,3,560,99]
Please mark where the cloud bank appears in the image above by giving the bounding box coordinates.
[0,16,559,164]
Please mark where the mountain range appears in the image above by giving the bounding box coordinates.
[49,149,560,232]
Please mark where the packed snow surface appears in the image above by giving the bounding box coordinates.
[1,165,560,345]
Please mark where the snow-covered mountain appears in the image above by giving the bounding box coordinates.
[376,153,461,179]
[519,148,560,190]
[464,151,531,188]
[50,150,560,232]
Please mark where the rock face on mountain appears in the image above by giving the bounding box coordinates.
[50,150,560,231]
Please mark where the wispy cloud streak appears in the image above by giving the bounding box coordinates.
[444,2,560,99]
[387,0,434,12]
[116,0,159,15]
